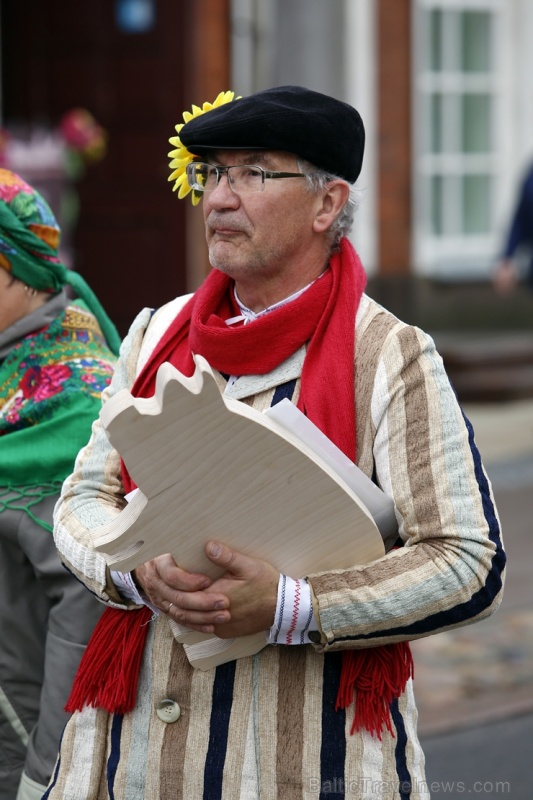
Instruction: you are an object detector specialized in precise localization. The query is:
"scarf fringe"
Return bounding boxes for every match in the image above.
[65,606,153,715]
[336,643,414,739]
[67,604,414,742]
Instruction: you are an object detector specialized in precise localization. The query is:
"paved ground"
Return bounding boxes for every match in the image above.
[412,398,533,798]
[422,712,532,799]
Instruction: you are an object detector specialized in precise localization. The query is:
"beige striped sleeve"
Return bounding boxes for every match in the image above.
[308,299,505,650]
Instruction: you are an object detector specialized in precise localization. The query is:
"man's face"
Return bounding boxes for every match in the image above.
[201,150,323,290]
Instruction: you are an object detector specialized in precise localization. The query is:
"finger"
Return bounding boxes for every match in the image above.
[205,541,249,576]
[133,560,166,603]
[171,570,212,593]
[160,587,228,618]
[156,554,212,592]
[167,596,231,629]
[169,588,229,615]
[170,608,230,628]
[136,556,211,608]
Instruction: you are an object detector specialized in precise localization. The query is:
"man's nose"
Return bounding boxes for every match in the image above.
[207,173,241,207]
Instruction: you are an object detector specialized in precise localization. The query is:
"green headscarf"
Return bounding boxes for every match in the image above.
[0,168,121,355]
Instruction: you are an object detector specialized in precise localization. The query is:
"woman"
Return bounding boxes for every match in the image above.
[0,169,120,800]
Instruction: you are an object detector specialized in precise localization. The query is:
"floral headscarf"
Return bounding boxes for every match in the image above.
[0,168,120,355]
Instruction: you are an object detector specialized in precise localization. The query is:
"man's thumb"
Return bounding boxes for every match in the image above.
[206,541,239,571]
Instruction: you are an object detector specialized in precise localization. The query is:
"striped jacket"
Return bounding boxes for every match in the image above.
[46,293,505,800]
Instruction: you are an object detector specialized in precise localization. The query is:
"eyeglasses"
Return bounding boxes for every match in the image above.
[186,162,311,195]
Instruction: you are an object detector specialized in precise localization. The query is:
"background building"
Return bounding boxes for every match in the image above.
[1,0,533,334]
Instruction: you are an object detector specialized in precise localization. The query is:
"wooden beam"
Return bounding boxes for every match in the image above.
[183,0,231,290]
[377,0,412,276]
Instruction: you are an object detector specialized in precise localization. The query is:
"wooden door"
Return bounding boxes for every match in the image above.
[1,0,199,336]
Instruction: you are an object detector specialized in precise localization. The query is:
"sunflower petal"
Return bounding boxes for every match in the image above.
[177,182,191,200]
[168,154,189,166]
[168,90,237,202]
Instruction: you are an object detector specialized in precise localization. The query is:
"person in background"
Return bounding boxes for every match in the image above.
[0,169,120,800]
[493,160,533,293]
[46,87,504,799]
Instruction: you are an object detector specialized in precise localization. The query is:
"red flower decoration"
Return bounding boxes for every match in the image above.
[20,364,72,401]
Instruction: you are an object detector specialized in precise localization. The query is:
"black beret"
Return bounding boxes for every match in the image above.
[179,85,365,183]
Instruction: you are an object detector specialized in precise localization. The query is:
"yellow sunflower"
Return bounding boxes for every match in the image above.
[168,90,240,205]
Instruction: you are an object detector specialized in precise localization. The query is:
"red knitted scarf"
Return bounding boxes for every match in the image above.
[66,238,412,738]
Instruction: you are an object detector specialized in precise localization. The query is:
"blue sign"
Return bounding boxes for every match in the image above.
[115,0,156,34]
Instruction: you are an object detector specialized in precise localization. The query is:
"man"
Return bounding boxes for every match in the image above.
[494,160,533,292]
[46,86,505,800]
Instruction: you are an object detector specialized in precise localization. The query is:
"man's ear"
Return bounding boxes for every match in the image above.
[312,180,350,234]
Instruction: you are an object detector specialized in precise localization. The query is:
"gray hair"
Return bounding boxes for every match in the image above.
[296,158,361,250]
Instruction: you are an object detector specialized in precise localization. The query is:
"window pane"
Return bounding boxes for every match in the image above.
[431,94,443,153]
[431,175,443,236]
[461,11,491,73]
[462,93,491,153]
[430,9,444,71]
[463,174,491,234]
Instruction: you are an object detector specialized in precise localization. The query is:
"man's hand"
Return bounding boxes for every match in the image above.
[200,542,279,638]
[133,554,229,631]
[133,544,279,638]
[493,258,518,294]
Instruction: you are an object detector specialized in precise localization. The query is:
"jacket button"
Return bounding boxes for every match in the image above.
[156,699,181,723]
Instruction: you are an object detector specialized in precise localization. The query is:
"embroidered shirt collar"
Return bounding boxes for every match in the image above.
[226,274,325,326]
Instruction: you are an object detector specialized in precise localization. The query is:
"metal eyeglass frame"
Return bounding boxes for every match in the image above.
[186,161,312,194]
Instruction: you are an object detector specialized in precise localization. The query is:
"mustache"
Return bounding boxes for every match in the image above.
[207,213,250,235]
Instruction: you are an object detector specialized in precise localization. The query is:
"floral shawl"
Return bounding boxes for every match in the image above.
[0,296,116,530]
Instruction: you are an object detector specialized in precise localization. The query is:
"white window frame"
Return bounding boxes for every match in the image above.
[344,0,377,275]
[412,0,507,280]
[230,0,378,275]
